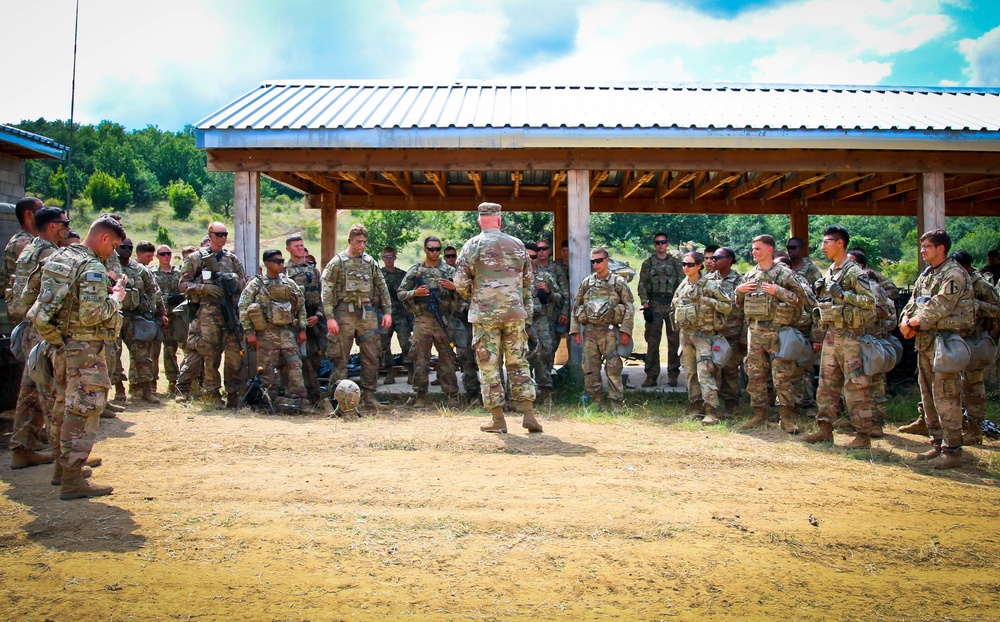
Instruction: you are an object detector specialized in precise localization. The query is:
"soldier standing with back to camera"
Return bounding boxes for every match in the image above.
[115,237,167,404]
[285,234,325,406]
[175,222,247,408]
[379,245,411,385]
[639,232,683,387]
[321,224,392,411]
[899,230,975,468]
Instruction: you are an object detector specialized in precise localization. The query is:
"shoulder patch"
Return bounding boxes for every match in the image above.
[44,261,73,277]
[945,279,959,295]
[85,271,105,283]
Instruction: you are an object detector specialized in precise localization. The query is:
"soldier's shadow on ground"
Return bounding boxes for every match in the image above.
[501,433,596,457]
[95,415,137,439]
[0,452,146,553]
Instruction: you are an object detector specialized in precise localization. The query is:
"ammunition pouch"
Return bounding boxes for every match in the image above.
[842,305,873,330]
[269,284,292,302]
[270,300,294,326]
[121,287,140,312]
[743,292,773,320]
[935,297,975,334]
[773,300,798,326]
[611,303,626,325]
[816,298,842,329]
[932,331,971,374]
[673,303,699,329]
[966,330,998,370]
[247,303,267,331]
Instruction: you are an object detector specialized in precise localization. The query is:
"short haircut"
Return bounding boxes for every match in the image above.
[136,240,155,254]
[787,236,806,247]
[591,246,610,259]
[182,245,197,256]
[704,244,720,254]
[262,249,283,262]
[920,229,951,253]
[15,197,42,225]
[752,234,776,249]
[561,240,568,248]
[823,226,850,247]
[524,242,538,252]
[90,216,126,241]
[66,230,80,241]
[444,246,456,253]
[348,223,368,241]
[382,246,396,255]
[285,234,304,246]
[718,247,736,261]
[684,251,704,265]
[988,250,999,259]
[34,206,67,229]
[100,212,123,223]
[424,235,441,248]
[847,249,868,268]
[653,232,668,241]
[950,250,973,267]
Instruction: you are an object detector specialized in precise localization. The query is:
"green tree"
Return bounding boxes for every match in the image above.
[354,210,421,258]
[203,172,235,217]
[85,171,132,210]
[167,179,199,219]
[155,226,175,248]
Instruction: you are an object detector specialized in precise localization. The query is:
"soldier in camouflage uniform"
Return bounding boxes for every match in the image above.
[550,241,571,360]
[1,197,42,304]
[900,230,976,468]
[176,222,247,408]
[706,247,745,415]
[114,238,167,404]
[861,269,898,439]
[571,246,635,409]
[153,245,184,394]
[950,251,1000,446]
[639,232,683,387]
[398,237,459,407]
[7,207,70,469]
[535,239,569,368]
[776,254,820,422]
[736,235,808,432]
[525,243,561,406]
[454,202,541,434]
[672,252,732,424]
[379,246,412,385]
[285,235,325,405]
[849,249,899,301]
[321,224,392,410]
[786,237,824,288]
[240,250,309,405]
[445,245,481,401]
[29,216,127,499]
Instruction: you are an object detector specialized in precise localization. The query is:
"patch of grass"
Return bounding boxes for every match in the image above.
[368,438,417,451]
[844,448,904,464]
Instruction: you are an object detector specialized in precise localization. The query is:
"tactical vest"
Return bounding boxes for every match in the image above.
[9,238,58,323]
[575,274,628,326]
[189,247,242,301]
[814,261,875,331]
[403,263,454,316]
[912,264,975,335]
[331,251,378,306]
[672,278,721,333]
[29,245,118,343]
[742,264,798,326]
[645,255,680,299]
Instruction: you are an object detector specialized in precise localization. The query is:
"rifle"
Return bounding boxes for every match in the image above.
[414,274,455,351]
[218,273,251,384]
[236,366,276,414]
[304,300,327,355]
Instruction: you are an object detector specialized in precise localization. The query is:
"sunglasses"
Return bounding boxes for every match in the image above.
[210,231,228,238]
[712,255,730,261]
[426,247,442,252]
[681,261,700,268]
[266,258,285,264]
[157,251,172,256]
[382,255,396,260]
[444,253,457,258]
[118,245,133,251]
[654,240,668,246]
[528,254,538,260]
[786,245,801,250]
[590,257,606,265]
[537,246,550,251]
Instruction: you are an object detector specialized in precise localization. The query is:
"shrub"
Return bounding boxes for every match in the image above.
[167,179,199,219]
[85,170,132,210]
[155,226,175,248]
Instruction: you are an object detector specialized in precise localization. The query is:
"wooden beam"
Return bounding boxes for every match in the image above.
[511,171,522,197]
[590,170,609,196]
[790,203,809,248]
[264,171,315,194]
[763,173,826,200]
[871,178,917,202]
[833,173,910,201]
[468,171,483,198]
[622,171,656,199]
[918,171,946,234]
[658,172,697,199]
[729,172,778,199]
[382,171,411,197]
[567,170,590,366]
[801,172,867,200]
[297,172,338,193]
[424,171,447,197]
[550,171,567,198]
[319,194,337,267]
[334,171,374,195]
[554,199,568,253]
[693,171,741,200]
[206,147,1000,175]
[949,176,1000,200]
[234,172,261,277]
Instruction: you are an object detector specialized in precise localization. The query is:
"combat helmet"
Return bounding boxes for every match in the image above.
[333,379,361,417]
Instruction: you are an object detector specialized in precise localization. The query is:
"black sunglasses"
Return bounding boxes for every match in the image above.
[444,253,457,258]
[528,254,538,260]
[118,245,133,251]
[266,258,285,264]
[157,251,172,256]
[681,261,700,267]
[786,245,801,250]
[654,240,668,245]
[711,254,730,261]
[537,246,550,251]
[210,231,228,237]
[590,257,606,264]
[426,246,442,252]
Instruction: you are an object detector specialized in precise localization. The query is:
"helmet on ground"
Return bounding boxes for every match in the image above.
[333,379,361,413]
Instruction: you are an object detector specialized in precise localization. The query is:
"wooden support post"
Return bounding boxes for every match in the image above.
[234,171,260,277]
[917,172,945,271]
[790,202,809,249]
[567,170,591,366]
[314,192,338,268]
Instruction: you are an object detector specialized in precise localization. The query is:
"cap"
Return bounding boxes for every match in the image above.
[478,202,502,216]
[262,249,283,262]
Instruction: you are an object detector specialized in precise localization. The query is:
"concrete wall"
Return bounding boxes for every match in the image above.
[0,154,25,204]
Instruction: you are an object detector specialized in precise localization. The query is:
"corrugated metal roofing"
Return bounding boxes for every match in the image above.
[0,124,68,160]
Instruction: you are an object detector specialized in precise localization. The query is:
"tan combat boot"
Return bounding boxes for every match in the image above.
[845,432,872,449]
[701,404,720,426]
[362,392,381,413]
[540,389,553,408]
[927,448,963,469]
[964,418,984,446]
[10,448,55,469]
[412,393,427,409]
[383,367,397,384]
[915,440,942,461]
[898,403,928,435]
[741,407,769,431]
[113,381,127,404]
[86,455,103,468]
[105,401,125,413]
[779,405,800,435]
[141,382,161,404]
[51,463,93,486]
[60,468,113,500]
[517,401,543,433]
[802,420,835,444]
[480,406,508,433]
[205,392,226,410]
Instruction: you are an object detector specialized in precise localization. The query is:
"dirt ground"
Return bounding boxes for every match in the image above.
[2,394,1000,621]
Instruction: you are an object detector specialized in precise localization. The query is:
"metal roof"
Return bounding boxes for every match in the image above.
[0,124,68,160]
[197,81,1000,152]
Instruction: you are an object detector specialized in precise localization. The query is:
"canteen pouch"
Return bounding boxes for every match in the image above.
[773,300,798,326]
[710,334,732,367]
[859,334,888,377]
[743,292,772,320]
[27,342,54,387]
[966,331,998,369]
[247,303,267,331]
[932,331,972,374]
[130,315,158,342]
[775,325,809,362]
[10,320,30,363]
[270,300,294,326]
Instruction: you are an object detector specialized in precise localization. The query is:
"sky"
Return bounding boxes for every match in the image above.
[2,0,999,132]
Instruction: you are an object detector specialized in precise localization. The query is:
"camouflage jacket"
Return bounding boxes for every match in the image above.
[814,258,875,334]
[569,271,635,335]
[179,247,246,304]
[707,269,744,339]
[901,258,975,349]
[321,250,391,317]
[737,262,806,327]
[794,258,824,291]
[10,237,58,324]
[864,275,898,339]
[285,259,324,319]
[638,252,683,303]
[29,243,121,344]
[121,258,165,316]
[398,261,458,317]
[2,229,34,305]
[154,266,183,312]
[784,270,817,337]
[970,270,1000,340]
[238,273,307,332]
[381,266,409,317]
[870,269,899,301]
[553,258,570,285]
[530,268,560,320]
[534,260,568,318]
[671,274,732,334]
[454,228,532,324]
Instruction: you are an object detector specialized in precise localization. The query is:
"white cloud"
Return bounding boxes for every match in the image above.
[959,24,1000,86]
[751,50,893,84]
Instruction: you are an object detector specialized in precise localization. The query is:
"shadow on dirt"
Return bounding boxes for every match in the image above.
[502,433,596,457]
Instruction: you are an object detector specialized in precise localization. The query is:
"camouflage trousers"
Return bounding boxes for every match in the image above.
[9,325,46,452]
[152,339,180,386]
[917,345,963,448]
[962,361,990,425]
[870,372,887,426]
[548,316,569,368]
[453,317,480,397]
[716,328,746,403]
[176,304,243,398]
[380,311,412,367]
[745,323,797,408]
[410,314,458,394]
[583,324,625,402]
[790,329,817,409]
[816,329,872,432]
[331,303,380,394]
[256,327,307,399]
[300,335,323,403]
[51,340,110,470]
[529,314,553,391]
[644,299,680,382]
[679,330,719,408]
[473,320,535,409]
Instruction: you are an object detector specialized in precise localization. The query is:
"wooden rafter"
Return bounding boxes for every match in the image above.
[296,172,338,193]
[834,174,913,201]
[971,187,1000,203]
[622,171,656,199]
[382,172,412,197]
[511,171,522,197]
[693,171,741,200]
[871,178,917,202]
[334,172,374,195]
[468,171,483,197]
[550,171,567,198]
[424,171,448,197]
[590,170,610,195]
[801,173,867,200]
[657,172,698,200]
[729,172,782,199]
[949,176,1000,200]
[763,173,826,201]
[265,171,315,194]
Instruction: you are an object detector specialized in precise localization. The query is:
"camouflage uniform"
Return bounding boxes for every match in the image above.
[285,259,325,403]
[901,258,975,451]
[1,229,34,309]
[870,269,899,301]
[638,252,683,384]
[321,250,391,397]
[570,271,635,403]
[794,258,824,291]
[103,252,124,384]
[451,302,480,398]
[961,270,1000,437]
[380,265,412,378]
[176,248,247,400]
[864,277,898,430]
[528,268,561,393]
[707,269,744,408]
[29,244,120,471]
[7,236,59,452]
[671,274,732,411]
[117,258,165,388]
[398,262,459,396]
[239,273,308,400]
[785,270,819,413]
[454,228,535,409]
[536,260,569,367]
[737,263,807,410]
[550,258,571,359]
[152,265,184,389]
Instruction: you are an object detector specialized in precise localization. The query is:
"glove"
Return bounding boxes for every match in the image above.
[814,278,825,294]
[828,282,844,300]
[643,307,654,322]
[199,284,224,299]
[537,289,549,305]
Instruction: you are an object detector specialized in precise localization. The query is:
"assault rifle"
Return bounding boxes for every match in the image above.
[414,274,455,351]
[218,272,252,387]
[304,300,327,355]
[236,367,276,414]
